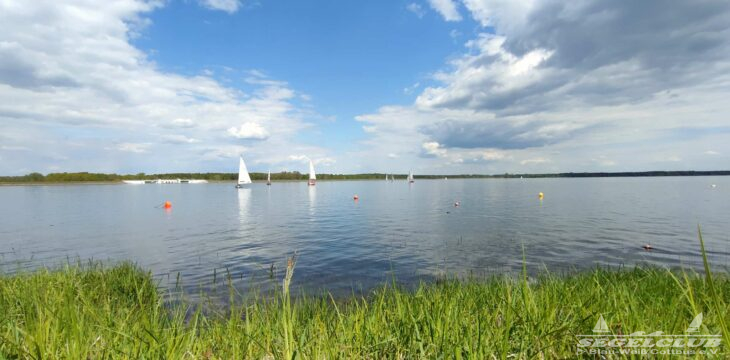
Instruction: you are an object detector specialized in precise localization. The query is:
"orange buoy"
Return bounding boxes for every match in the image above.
[164,201,172,209]
[353,195,359,200]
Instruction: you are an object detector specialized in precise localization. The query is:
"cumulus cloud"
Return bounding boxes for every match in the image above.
[421,141,447,158]
[0,1,328,174]
[422,119,591,149]
[355,0,730,173]
[227,122,270,140]
[421,0,730,115]
[427,0,462,21]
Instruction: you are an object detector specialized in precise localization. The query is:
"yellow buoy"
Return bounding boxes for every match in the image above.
[538,192,544,199]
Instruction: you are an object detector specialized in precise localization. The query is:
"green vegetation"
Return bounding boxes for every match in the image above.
[0,261,727,358]
[1,170,729,183]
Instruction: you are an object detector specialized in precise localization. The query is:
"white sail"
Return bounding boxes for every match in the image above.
[408,170,414,183]
[238,156,252,185]
[308,159,316,185]
[267,170,271,185]
[686,313,703,333]
[593,315,610,333]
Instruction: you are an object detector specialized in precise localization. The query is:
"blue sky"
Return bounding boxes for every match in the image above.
[1,0,729,175]
[133,0,474,150]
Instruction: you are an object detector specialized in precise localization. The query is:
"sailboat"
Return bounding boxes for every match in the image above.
[308,159,316,186]
[408,170,414,183]
[235,156,252,188]
[266,170,271,186]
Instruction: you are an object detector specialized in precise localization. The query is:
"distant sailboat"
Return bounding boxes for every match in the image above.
[385,173,388,181]
[308,159,316,186]
[266,170,271,186]
[235,156,252,188]
[408,170,414,183]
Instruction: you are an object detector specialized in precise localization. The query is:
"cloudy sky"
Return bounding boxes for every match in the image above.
[1,0,729,175]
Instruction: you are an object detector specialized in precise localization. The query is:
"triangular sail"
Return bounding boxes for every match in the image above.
[267,170,271,185]
[408,170,414,183]
[308,159,316,185]
[593,315,610,333]
[238,156,252,185]
[686,313,703,332]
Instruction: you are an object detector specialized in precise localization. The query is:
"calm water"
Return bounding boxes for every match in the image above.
[1,177,729,296]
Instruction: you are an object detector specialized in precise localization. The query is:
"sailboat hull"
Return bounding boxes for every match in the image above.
[308,180,316,186]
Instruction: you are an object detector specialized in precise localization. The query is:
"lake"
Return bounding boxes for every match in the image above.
[1,177,728,296]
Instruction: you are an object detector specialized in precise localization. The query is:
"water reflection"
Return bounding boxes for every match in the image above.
[308,185,316,218]
[1,178,729,297]
[237,187,251,222]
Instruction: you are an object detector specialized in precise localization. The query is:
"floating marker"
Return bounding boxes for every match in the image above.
[164,201,172,209]
[353,195,359,200]
[538,192,544,199]
[454,201,460,207]
[643,244,653,251]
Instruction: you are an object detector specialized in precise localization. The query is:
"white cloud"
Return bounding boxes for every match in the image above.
[116,143,150,153]
[199,0,241,13]
[479,150,505,161]
[0,1,329,174]
[520,158,549,165]
[168,118,196,128]
[422,141,447,157]
[427,0,462,21]
[163,134,200,144]
[288,155,308,162]
[406,3,425,18]
[352,0,730,174]
[704,150,719,155]
[403,82,421,95]
[227,122,270,140]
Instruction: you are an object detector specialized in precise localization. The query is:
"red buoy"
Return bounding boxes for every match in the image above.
[164,201,172,209]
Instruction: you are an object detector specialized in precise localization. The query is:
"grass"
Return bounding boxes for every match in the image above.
[1,241,729,358]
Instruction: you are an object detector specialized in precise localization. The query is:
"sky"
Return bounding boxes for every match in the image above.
[1,0,729,175]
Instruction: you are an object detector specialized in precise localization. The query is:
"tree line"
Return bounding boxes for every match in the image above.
[1,170,728,183]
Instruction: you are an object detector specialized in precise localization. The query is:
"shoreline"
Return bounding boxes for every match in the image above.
[1,173,729,186]
[1,262,728,357]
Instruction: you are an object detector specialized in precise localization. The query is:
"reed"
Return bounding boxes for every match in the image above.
[1,241,728,358]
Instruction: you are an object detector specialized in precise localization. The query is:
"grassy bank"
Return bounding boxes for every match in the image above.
[1,261,728,359]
